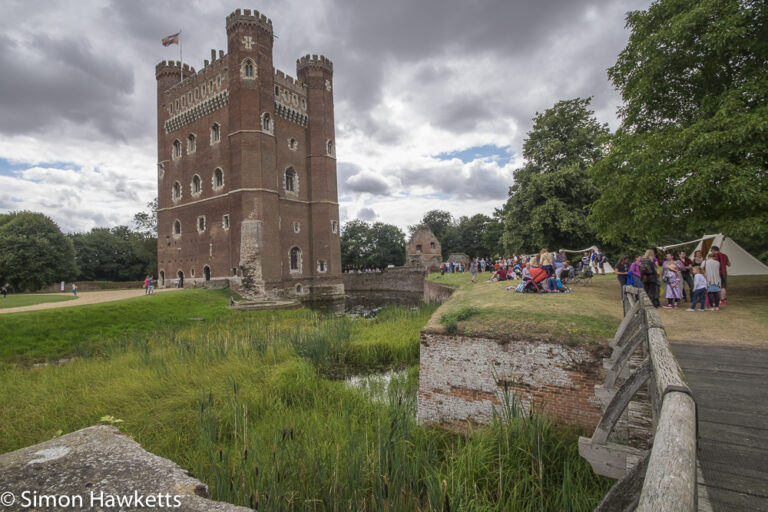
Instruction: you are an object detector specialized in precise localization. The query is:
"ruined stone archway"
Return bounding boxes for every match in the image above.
[204,266,211,281]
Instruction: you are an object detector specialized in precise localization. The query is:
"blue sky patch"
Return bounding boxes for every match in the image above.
[434,144,514,165]
[0,157,79,177]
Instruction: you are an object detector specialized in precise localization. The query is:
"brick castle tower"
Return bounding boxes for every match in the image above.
[155,9,343,304]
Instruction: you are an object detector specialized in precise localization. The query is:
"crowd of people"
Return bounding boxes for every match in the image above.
[344,267,384,274]
[613,246,730,311]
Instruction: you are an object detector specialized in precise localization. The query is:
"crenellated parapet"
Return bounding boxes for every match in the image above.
[226,8,273,35]
[156,60,195,80]
[296,54,333,75]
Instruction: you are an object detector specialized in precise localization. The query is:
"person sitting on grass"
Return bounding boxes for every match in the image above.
[488,265,507,282]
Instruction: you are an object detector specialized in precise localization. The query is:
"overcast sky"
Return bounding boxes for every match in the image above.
[0,0,651,234]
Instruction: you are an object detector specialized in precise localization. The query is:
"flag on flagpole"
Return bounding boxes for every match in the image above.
[161,32,180,47]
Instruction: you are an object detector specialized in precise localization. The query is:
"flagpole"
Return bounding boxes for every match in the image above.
[179,30,183,82]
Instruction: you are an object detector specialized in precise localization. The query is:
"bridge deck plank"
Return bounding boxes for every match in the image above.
[671,343,768,512]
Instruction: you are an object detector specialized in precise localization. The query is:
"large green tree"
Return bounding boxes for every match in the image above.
[500,98,610,253]
[0,211,78,291]
[590,0,768,247]
[70,226,155,282]
[341,220,405,269]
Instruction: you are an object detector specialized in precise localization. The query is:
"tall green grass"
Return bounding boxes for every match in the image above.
[0,302,609,510]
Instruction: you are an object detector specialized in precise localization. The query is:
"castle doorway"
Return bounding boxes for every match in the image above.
[159,271,165,287]
[204,266,211,281]
[177,271,184,288]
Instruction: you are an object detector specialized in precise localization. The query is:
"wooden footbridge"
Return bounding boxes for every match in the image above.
[579,287,768,511]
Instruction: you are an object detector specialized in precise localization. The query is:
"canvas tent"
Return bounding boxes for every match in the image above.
[561,245,614,273]
[658,234,768,276]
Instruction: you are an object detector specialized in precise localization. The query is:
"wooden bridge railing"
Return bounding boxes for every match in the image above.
[579,286,697,511]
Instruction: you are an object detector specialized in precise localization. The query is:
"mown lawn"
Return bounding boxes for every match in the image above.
[0,288,236,363]
[0,293,77,309]
[426,272,624,344]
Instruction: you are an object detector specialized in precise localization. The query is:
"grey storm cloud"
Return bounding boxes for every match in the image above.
[398,162,512,201]
[356,207,377,221]
[0,33,134,139]
[344,171,391,196]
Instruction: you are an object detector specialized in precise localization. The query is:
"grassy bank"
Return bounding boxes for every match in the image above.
[427,272,624,344]
[0,294,77,309]
[0,294,610,510]
[0,288,236,362]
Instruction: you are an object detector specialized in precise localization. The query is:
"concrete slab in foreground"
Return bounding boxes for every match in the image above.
[0,425,249,511]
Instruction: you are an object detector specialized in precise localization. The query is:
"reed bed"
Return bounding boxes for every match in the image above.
[0,301,609,510]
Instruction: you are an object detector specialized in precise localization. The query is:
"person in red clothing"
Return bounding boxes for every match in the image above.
[710,246,731,304]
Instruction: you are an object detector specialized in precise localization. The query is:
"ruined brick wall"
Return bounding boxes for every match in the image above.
[406,227,442,271]
[418,333,603,429]
[342,268,426,293]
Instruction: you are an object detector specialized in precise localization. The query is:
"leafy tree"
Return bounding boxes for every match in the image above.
[590,0,768,247]
[500,98,610,253]
[0,211,78,291]
[481,212,505,258]
[132,198,157,237]
[341,220,405,269]
[368,222,406,268]
[70,226,156,282]
[409,210,455,242]
[454,214,494,258]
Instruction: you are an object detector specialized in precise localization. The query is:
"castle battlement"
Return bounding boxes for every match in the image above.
[297,54,333,74]
[226,8,273,35]
[274,69,306,94]
[156,60,196,78]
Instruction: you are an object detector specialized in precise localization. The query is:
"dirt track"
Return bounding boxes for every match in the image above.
[0,288,180,315]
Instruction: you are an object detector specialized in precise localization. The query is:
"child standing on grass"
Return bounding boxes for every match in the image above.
[687,267,707,311]
[663,263,683,308]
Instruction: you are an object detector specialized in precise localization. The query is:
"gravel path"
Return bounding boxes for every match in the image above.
[0,288,181,315]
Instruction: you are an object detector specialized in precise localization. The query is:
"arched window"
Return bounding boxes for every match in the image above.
[289,247,302,272]
[172,181,181,200]
[173,220,182,236]
[210,123,220,144]
[284,167,297,193]
[262,113,272,132]
[213,168,224,188]
[192,175,202,194]
[326,139,334,155]
[187,134,196,153]
[203,266,211,281]
[241,58,256,79]
[288,138,297,150]
[172,139,182,159]
[197,216,206,232]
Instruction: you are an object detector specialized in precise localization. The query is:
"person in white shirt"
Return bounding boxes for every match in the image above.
[687,266,708,311]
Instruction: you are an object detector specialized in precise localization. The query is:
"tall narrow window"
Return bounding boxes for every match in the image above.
[172,181,181,200]
[187,134,196,153]
[262,113,272,132]
[192,175,202,194]
[289,247,301,272]
[213,168,224,188]
[210,123,220,144]
[326,139,334,155]
[222,214,230,230]
[284,167,296,193]
[242,59,256,79]
[197,216,206,232]
[172,139,182,159]
[173,220,182,236]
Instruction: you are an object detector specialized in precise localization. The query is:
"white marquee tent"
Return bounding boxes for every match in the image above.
[561,245,614,273]
[658,234,768,276]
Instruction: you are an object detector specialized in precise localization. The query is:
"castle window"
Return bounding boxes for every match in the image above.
[192,175,202,195]
[213,168,224,189]
[173,220,182,237]
[289,247,302,273]
[210,123,221,144]
[284,167,297,194]
[331,220,338,234]
[326,139,334,156]
[317,260,327,273]
[293,221,300,233]
[175,99,180,111]
[301,98,307,110]
[288,138,297,150]
[169,103,174,115]
[416,245,423,252]
[216,75,222,89]
[296,284,303,294]
[187,92,192,104]
[261,113,273,133]
[275,85,279,96]
[172,139,182,159]
[187,134,196,153]
[241,58,256,80]
[197,215,206,232]
[172,181,181,200]
[292,94,298,107]
[430,242,435,249]
[222,214,230,230]
[194,89,199,101]
[181,97,186,108]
